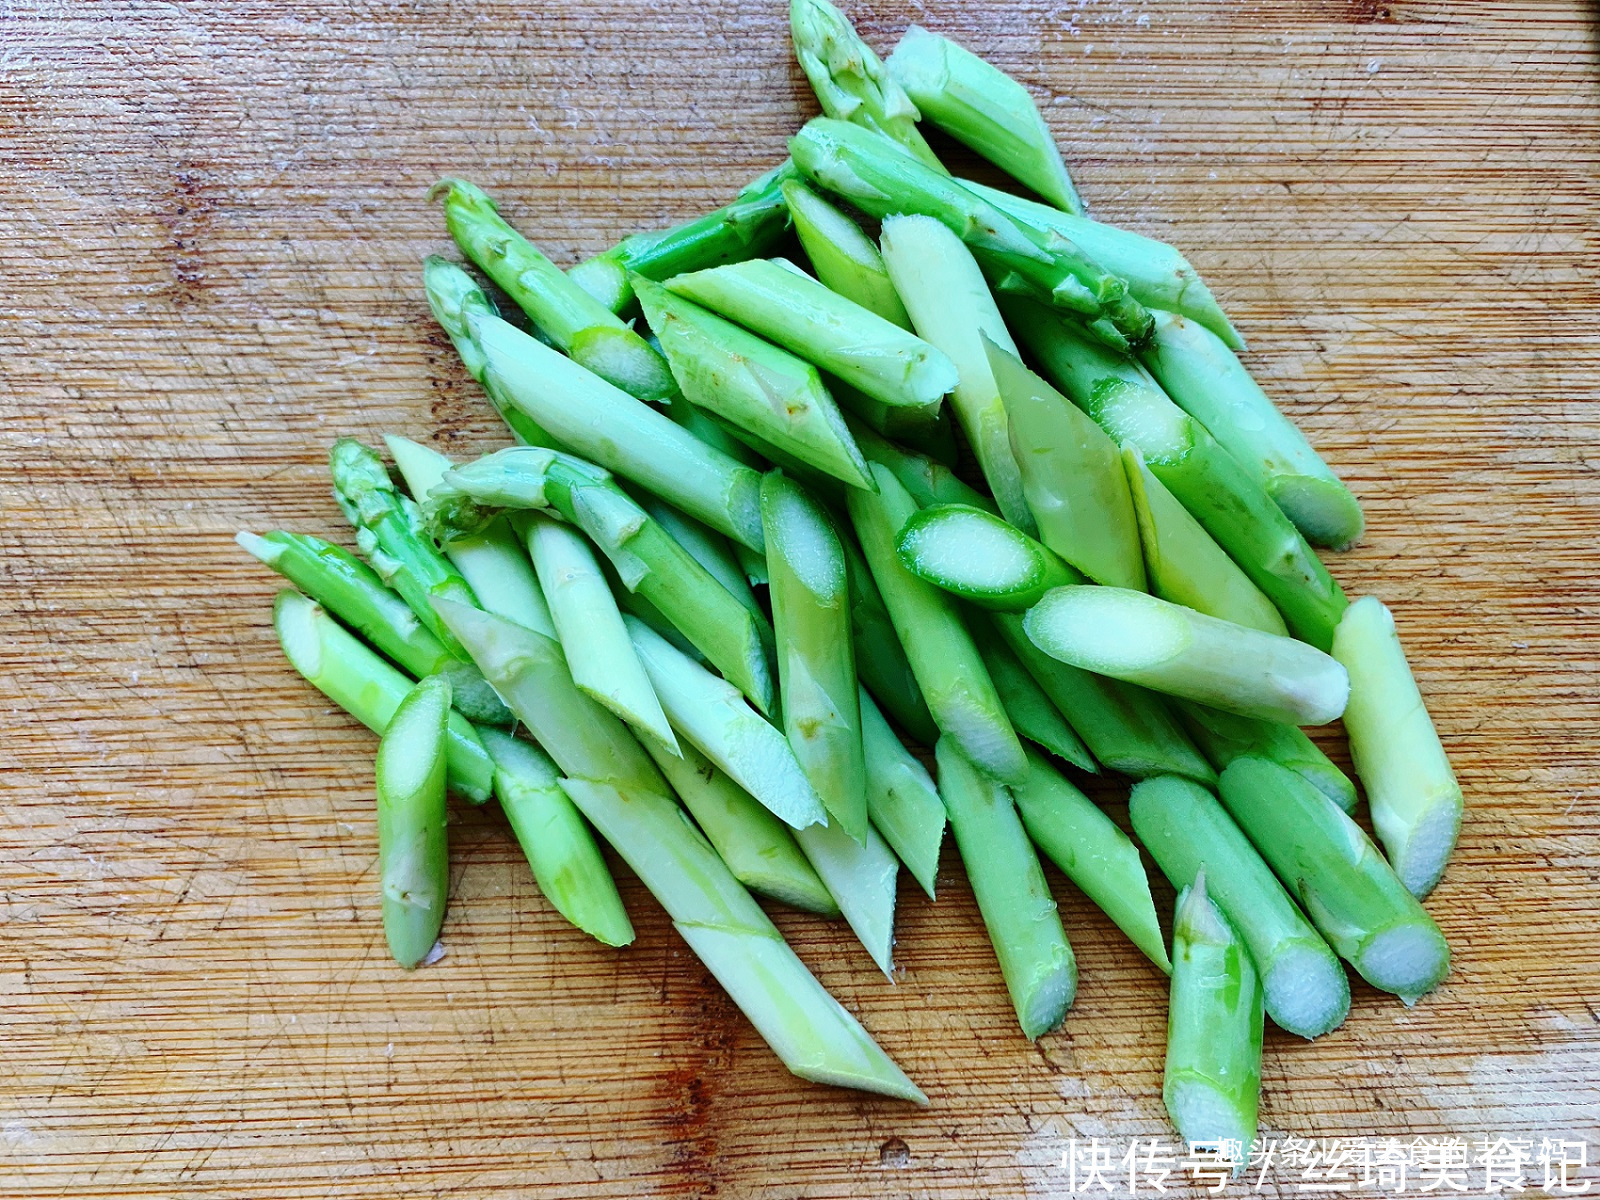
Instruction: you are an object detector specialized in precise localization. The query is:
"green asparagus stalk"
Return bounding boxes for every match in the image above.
[991,612,1215,783]
[858,687,946,898]
[625,617,828,831]
[969,618,1095,772]
[661,389,767,469]
[1163,872,1263,1164]
[272,591,495,804]
[1176,700,1357,814]
[1332,596,1463,898]
[966,181,1243,350]
[1141,311,1364,549]
[477,727,635,946]
[790,0,944,171]
[433,179,676,401]
[839,531,939,746]
[642,737,837,915]
[737,542,770,588]
[374,675,452,968]
[762,472,870,842]
[1219,757,1450,1003]
[790,117,1153,349]
[1025,586,1350,726]
[794,821,901,977]
[846,417,996,514]
[568,161,799,314]
[887,25,1085,215]
[782,180,911,327]
[831,380,960,465]
[1128,774,1350,1038]
[705,411,852,504]
[634,277,874,490]
[1122,445,1288,637]
[936,740,1076,1038]
[473,312,766,551]
[849,464,1027,784]
[1012,749,1168,971]
[1004,300,1348,648]
[877,214,1034,532]
[894,503,1080,611]
[638,496,764,620]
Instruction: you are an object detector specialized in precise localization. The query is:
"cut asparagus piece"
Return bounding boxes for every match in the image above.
[1219,757,1450,1003]
[790,0,944,171]
[762,473,869,842]
[643,737,837,915]
[635,277,874,490]
[986,337,1145,589]
[791,117,1153,348]
[937,740,1076,1038]
[1122,445,1288,637]
[1129,774,1350,1039]
[782,180,911,327]
[1025,586,1350,726]
[1142,311,1364,549]
[849,464,1027,784]
[664,258,958,414]
[1163,872,1263,1165]
[433,179,675,401]
[840,529,939,746]
[569,161,798,313]
[478,727,635,946]
[474,313,766,551]
[887,25,1084,215]
[970,620,1095,772]
[1005,300,1347,649]
[272,591,494,804]
[967,180,1243,350]
[897,502,1080,611]
[847,417,996,514]
[794,821,900,977]
[992,612,1214,783]
[737,541,769,587]
[831,378,960,464]
[639,497,764,620]
[626,616,828,831]
[858,687,945,899]
[1332,596,1463,898]
[1013,750,1167,971]
[1176,701,1357,814]
[661,389,767,470]
[374,675,452,969]
[878,214,1034,533]
[525,512,677,754]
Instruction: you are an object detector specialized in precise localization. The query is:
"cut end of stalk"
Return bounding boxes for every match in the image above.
[376,676,452,800]
[235,529,280,566]
[1268,474,1365,551]
[435,660,514,728]
[1390,791,1463,899]
[1358,922,1450,1002]
[1018,958,1077,1041]
[942,698,1029,786]
[1025,586,1191,675]
[569,325,678,403]
[272,590,324,679]
[1261,943,1351,1040]
[761,474,846,601]
[896,505,1042,605]
[1162,1078,1254,1173]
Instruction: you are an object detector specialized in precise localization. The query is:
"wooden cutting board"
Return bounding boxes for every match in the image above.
[4,1,1597,1195]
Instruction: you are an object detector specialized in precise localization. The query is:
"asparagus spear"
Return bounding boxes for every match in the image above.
[634,277,875,490]
[893,503,1078,611]
[374,675,452,969]
[839,530,939,746]
[568,161,799,314]
[794,821,901,977]
[790,0,944,171]
[661,389,766,469]
[1129,774,1350,1039]
[985,338,1146,589]
[477,727,635,946]
[762,472,869,842]
[1176,700,1357,814]
[1012,749,1168,971]
[1004,300,1348,649]
[781,180,911,327]
[970,619,1095,772]
[664,258,958,414]
[1141,311,1364,549]
[638,496,764,620]
[1163,872,1263,1164]
[272,591,495,804]
[991,612,1215,784]
[433,179,676,401]
[1026,586,1349,726]
[886,25,1085,215]
[473,312,766,551]
[849,464,1027,784]
[858,687,945,898]
[1332,596,1463,898]
[1122,445,1288,637]
[847,418,996,514]
[790,117,1153,349]
[1219,758,1450,1003]
[643,736,837,915]
[936,740,1076,1038]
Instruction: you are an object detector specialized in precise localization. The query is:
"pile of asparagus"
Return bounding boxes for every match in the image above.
[240,0,1465,1157]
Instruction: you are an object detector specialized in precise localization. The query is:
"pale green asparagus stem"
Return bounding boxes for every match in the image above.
[794,821,901,977]
[639,496,764,620]
[832,380,961,465]
[1332,596,1463,898]
[840,531,939,746]
[662,389,767,469]
[1025,586,1350,726]
[374,675,452,969]
[1013,749,1168,971]
[1176,701,1357,814]
[858,687,946,898]
[969,618,1095,772]
[846,417,996,514]
[937,739,1076,1038]
[896,502,1080,611]
[887,25,1084,215]
[782,180,911,327]
[737,542,770,588]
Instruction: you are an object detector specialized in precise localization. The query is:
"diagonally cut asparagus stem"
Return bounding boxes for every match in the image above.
[858,687,946,899]
[969,618,1095,773]
[1025,586,1350,726]
[839,529,939,746]
[1175,700,1356,814]
[782,180,911,327]
[374,675,453,969]
[1332,596,1463,898]
[794,820,901,978]
[895,503,1080,611]
[847,418,996,514]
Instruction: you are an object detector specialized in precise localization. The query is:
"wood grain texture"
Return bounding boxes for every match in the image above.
[3,1,1598,1195]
